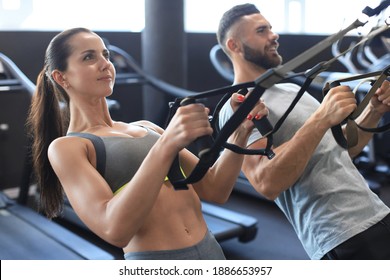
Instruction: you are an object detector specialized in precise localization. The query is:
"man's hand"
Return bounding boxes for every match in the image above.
[370,80,390,115]
[317,85,357,128]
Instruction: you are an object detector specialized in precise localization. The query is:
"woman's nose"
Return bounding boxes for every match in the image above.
[99,56,111,71]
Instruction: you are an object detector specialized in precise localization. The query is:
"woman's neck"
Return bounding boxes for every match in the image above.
[67,98,113,133]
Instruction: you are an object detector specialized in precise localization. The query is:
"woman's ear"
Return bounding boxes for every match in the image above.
[51,70,69,89]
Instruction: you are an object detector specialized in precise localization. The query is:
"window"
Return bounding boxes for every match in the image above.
[0,0,387,35]
[0,0,145,31]
[184,0,285,33]
[184,0,386,35]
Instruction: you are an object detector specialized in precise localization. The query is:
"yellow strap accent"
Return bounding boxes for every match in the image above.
[113,167,186,195]
[114,185,126,195]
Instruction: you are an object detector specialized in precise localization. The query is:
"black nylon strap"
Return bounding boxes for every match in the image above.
[66,132,106,177]
[273,74,316,134]
[169,65,322,189]
[168,56,389,189]
[168,81,272,190]
[169,45,381,189]
[166,2,389,189]
[166,155,188,190]
[363,0,390,16]
[325,65,390,149]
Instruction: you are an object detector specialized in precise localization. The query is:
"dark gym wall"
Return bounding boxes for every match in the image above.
[0,31,142,84]
[1,30,364,90]
[0,30,364,124]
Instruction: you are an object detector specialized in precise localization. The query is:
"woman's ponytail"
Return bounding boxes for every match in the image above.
[27,69,66,218]
[27,27,91,218]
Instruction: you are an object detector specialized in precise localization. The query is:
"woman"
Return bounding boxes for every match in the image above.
[27,27,267,260]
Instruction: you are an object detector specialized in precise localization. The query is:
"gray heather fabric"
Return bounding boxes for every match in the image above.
[123,230,225,260]
[68,127,160,193]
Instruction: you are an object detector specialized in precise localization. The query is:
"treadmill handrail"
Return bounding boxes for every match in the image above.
[201,201,257,228]
[109,45,194,98]
[0,53,35,95]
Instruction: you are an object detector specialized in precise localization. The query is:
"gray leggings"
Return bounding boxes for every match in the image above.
[124,230,226,260]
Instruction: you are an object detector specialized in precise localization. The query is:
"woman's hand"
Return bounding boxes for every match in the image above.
[230,91,269,132]
[163,103,213,153]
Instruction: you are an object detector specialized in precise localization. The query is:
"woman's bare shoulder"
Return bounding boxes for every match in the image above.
[48,135,90,159]
[50,134,87,146]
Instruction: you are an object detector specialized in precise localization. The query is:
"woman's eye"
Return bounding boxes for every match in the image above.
[103,51,110,60]
[84,54,93,60]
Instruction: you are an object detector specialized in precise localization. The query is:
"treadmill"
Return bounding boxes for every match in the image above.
[0,192,114,260]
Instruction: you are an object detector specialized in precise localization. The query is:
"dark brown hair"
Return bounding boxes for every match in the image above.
[216,3,260,52]
[27,28,94,218]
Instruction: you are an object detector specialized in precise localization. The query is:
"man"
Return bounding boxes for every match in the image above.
[217,3,390,259]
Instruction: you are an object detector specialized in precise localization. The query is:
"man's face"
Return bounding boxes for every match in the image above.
[239,13,282,69]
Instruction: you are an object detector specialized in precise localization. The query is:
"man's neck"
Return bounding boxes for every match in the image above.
[233,65,265,85]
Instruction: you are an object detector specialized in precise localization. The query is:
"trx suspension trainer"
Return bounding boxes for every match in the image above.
[166,1,390,190]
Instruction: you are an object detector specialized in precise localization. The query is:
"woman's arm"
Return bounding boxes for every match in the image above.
[49,103,213,248]
[48,134,178,247]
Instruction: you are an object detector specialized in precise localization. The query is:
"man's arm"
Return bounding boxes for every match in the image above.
[242,86,357,200]
[347,80,390,158]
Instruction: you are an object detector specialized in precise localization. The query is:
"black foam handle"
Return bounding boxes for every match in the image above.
[237,88,274,137]
[253,117,274,137]
[323,80,341,95]
[324,81,348,148]
[180,97,214,157]
[329,81,341,89]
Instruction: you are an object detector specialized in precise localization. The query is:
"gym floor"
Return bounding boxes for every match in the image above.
[49,167,390,260]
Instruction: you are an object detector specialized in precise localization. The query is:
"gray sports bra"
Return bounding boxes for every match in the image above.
[67,128,162,194]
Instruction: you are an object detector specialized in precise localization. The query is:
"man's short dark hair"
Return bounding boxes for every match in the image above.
[217,3,260,47]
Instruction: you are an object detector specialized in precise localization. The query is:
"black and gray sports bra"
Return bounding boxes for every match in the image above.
[67,128,162,194]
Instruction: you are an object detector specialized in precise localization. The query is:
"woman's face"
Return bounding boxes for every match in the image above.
[61,32,116,99]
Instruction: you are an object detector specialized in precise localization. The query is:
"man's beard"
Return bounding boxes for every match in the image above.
[243,43,282,70]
